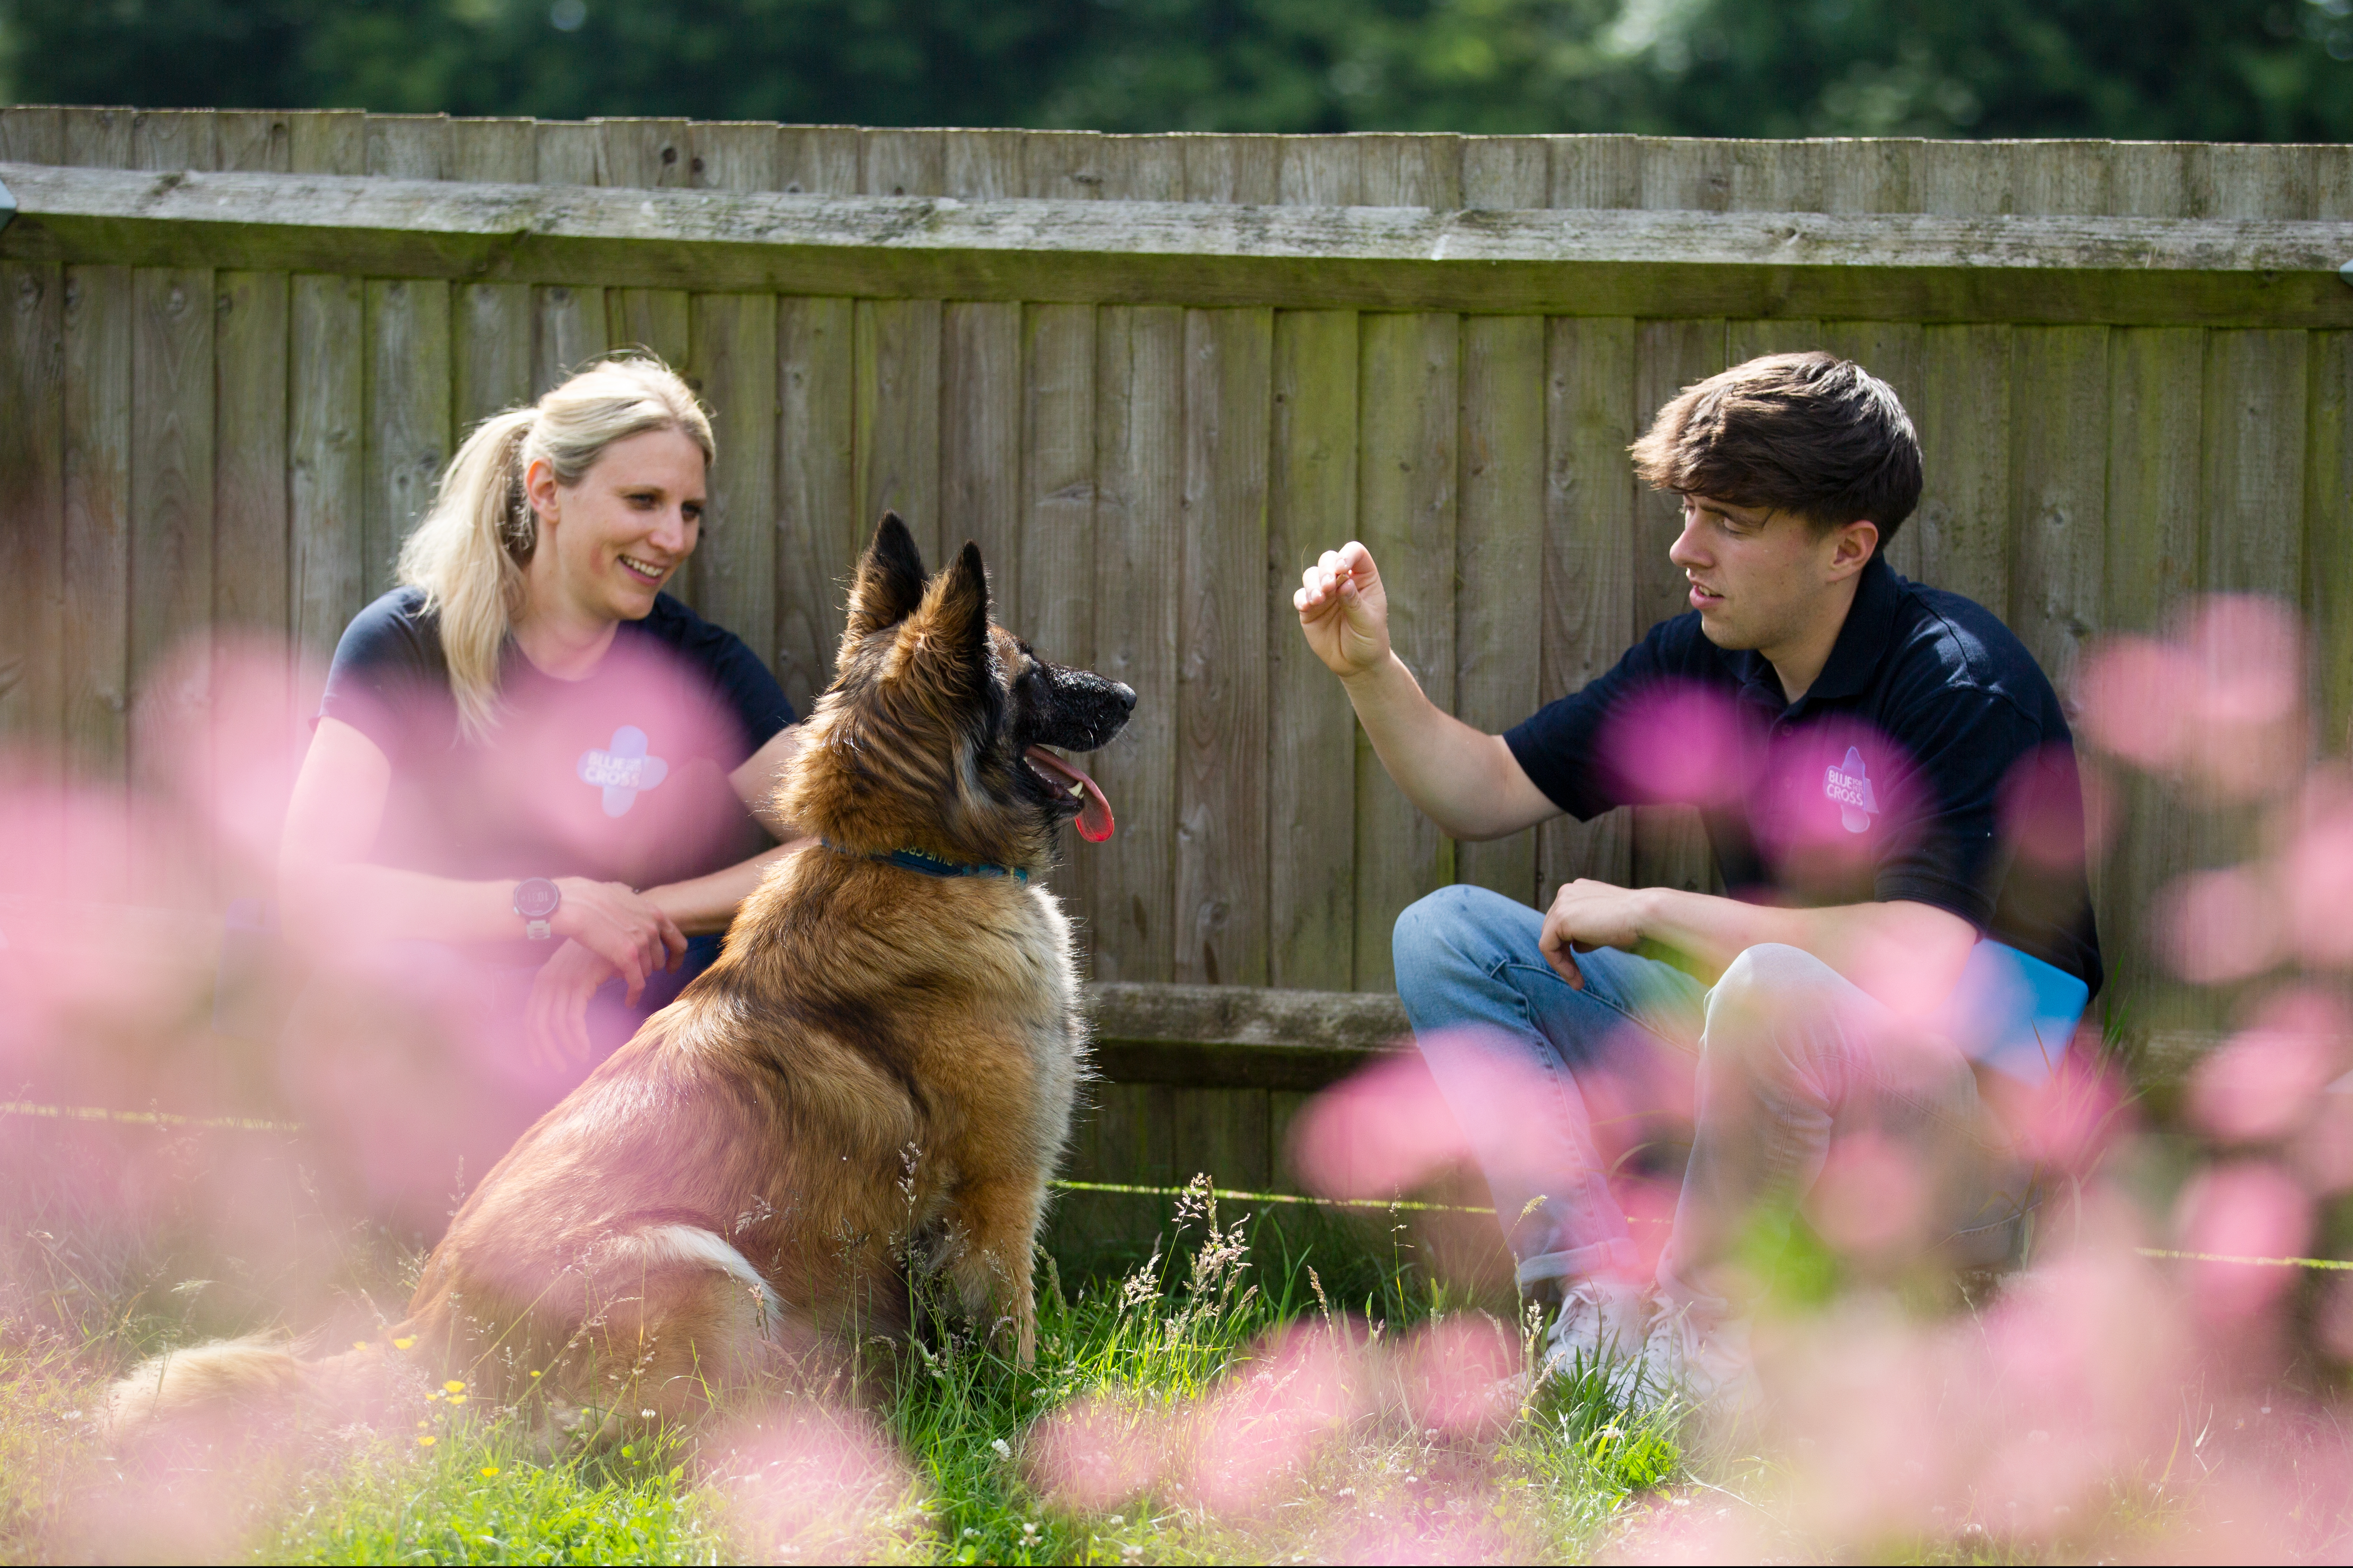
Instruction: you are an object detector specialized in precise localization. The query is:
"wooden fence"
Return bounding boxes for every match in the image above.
[2,107,2350,1244]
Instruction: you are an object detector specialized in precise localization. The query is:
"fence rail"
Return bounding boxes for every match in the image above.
[2,108,2350,1222]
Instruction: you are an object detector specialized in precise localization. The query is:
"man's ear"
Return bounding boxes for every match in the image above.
[1828,519,1879,580]
[844,512,928,638]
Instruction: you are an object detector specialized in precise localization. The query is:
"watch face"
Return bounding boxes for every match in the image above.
[514,878,561,920]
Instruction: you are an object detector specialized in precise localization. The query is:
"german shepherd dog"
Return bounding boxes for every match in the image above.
[110,514,1133,1431]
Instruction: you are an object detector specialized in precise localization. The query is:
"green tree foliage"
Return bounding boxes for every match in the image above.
[5,0,2351,140]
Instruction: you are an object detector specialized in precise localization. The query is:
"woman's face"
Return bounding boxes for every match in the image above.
[526,426,706,623]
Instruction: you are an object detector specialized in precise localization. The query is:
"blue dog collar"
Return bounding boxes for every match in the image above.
[823,841,1028,884]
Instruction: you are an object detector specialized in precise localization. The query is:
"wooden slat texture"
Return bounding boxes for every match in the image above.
[2200,330,2310,600]
[940,302,1023,618]
[533,283,610,395]
[1551,135,1642,209]
[2311,331,2353,755]
[689,293,780,671]
[607,288,689,369]
[213,271,289,633]
[1279,137,1362,207]
[290,276,365,656]
[1913,324,2014,610]
[2102,326,2206,1012]
[535,121,603,187]
[862,129,944,197]
[1171,1086,1271,1192]
[215,112,290,174]
[1049,1081,1176,1261]
[773,296,857,718]
[62,264,133,797]
[286,111,363,176]
[1266,308,1359,990]
[1023,131,1112,203]
[449,119,534,184]
[365,114,448,180]
[0,104,64,163]
[1736,140,1826,213]
[776,127,859,195]
[1640,137,1732,213]
[1629,317,1723,897]
[455,284,533,427]
[1017,302,1098,924]
[1357,133,1460,208]
[1462,137,1548,210]
[1354,310,1459,990]
[362,279,452,600]
[1455,314,1545,906]
[944,130,1024,200]
[690,123,777,194]
[2008,326,2111,711]
[1182,136,1280,205]
[853,298,943,566]
[1537,316,1638,897]
[63,107,133,169]
[131,109,216,173]
[0,259,66,778]
[127,264,214,887]
[599,118,690,189]
[1175,307,1272,987]
[1085,305,1185,984]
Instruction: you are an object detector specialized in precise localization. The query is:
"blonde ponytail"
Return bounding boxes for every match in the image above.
[395,356,715,740]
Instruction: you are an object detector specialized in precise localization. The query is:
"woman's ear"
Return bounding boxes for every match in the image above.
[524,455,561,528]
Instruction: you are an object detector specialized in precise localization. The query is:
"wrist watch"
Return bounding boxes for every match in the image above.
[513,877,561,940]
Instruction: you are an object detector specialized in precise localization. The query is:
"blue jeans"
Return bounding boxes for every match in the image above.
[1393,885,2036,1318]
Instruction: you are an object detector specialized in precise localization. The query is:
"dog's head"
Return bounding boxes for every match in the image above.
[779,514,1136,870]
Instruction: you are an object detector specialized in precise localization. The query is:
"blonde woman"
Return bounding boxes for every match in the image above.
[278,358,806,1218]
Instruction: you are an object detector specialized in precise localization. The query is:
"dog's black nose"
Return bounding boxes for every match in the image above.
[1112,682,1136,712]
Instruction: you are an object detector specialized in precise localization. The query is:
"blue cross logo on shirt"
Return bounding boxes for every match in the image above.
[577,725,669,817]
[1823,746,1879,833]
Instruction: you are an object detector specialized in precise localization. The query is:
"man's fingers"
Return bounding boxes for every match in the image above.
[1544,945,1586,989]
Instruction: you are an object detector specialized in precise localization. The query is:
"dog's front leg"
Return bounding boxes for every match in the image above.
[946,1177,1044,1364]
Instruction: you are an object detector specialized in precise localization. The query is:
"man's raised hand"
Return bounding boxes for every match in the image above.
[1295,541,1393,679]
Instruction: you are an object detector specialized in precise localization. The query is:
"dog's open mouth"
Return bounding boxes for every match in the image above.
[1024,746,1115,842]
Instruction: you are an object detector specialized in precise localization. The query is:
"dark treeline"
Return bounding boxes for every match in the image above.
[5,0,2351,142]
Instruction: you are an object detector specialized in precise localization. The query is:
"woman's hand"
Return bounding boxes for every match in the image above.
[549,878,685,1005]
[524,938,615,1072]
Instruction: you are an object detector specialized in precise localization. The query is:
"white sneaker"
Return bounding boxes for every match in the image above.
[1535,1278,1652,1390]
[1636,1299,1762,1419]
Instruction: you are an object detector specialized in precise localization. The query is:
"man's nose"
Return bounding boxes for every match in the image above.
[1667,514,1706,569]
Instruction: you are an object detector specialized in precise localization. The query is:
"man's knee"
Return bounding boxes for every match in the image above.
[1703,942,1846,1048]
[1392,883,1526,1004]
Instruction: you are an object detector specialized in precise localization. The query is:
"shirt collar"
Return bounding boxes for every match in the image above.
[1732,553,1903,717]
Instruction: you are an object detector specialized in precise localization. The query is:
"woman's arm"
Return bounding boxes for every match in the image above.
[729,722,806,840]
[631,722,815,933]
[280,716,686,994]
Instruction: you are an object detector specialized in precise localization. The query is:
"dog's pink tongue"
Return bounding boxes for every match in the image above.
[1026,746,1116,842]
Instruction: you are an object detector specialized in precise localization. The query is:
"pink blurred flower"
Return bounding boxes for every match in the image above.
[714,1401,917,1562]
[2280,772,2353,970]
[2080,598,2303,800]
[2159,866,2283,984]
[1599,681,1746,810]
[1287,1045,1482,1201]
[2172,1161,2313,1322]
[1806,1133,1928,1258]
[1185,1324,1360,1511]
[2187,990,2346,1143]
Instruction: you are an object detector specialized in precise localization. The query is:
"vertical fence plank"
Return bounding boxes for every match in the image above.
[1725,318,1824,364]
[2008,327,2111,711]
[455,283,533,428]
[290,277,365,658]
[2102,326,2206,1013]
[1172,1085,1271,1193]
[1732,140,1827,213]
[689,292,780,672]
[0,104,64,163]
[1176,307,1273,987]
[862,129,946,197]
[213,271,289,634]
[128,266,215,860]
[1023,130,1111,202]
[1354,312,1459,990]
[1267,309,1359,991]
[363,280,452,601]
[2312,331,2353,756]
[449,118,535,183]
[287,110,364,176]
[607,289,690,369]
[365,114,450,179]
[1462,137,1548,209]
[62,265,133,804]
[1638,138,1732,212]
[943,129,1025,199]
[1913,325,2014,610]
[1915,140,2015,217]
[1182,135,1280,205]
[777,127,860,195]
[1356,133,1461,208]
[131,109,217,172]
[1087,305,1186,983]
[0,260,66,780]
[1278,137,1362,206]
[63,107,133,169]
[940,302,1025,619]
[598,118,690,189]
[690,122,779,193]
[1629,318,1724,897]
[534,283,611,396]
[1456,315,1546,908]
[774,297,858,718]
[2201,331,2310,601]
[853,299,944,566]
[1021,302,1099,946]
[1539,317,1637,896]
[535,121,603,187]
[215,111,290,173]
[1550,135,1642,209]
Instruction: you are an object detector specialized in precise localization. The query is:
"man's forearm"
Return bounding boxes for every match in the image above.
[1633,887,1976,1006]
[1339,653,1549,841]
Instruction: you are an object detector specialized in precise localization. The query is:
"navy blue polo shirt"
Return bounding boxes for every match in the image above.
[1504,554,2103,997]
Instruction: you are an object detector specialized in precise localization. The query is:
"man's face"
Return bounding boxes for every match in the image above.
[1666,494,1852,657]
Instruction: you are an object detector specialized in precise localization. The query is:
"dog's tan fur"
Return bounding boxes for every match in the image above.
[110,518,1114,1432]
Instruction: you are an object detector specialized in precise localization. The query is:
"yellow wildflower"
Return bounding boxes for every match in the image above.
[392,1337,415,1351]
[352,1341,370,1352]
[444,1380,467,1395]
[417,1435,436,1447]
[479,1467,500,1478]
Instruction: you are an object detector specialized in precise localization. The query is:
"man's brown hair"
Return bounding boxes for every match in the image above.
[1629,351,1923,552]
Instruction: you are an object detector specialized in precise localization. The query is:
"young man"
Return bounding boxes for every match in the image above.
[1294,352,2101,1405]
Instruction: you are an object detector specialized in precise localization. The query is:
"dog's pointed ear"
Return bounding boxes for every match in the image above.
[928,540,992,670]
[844,513,927,639]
